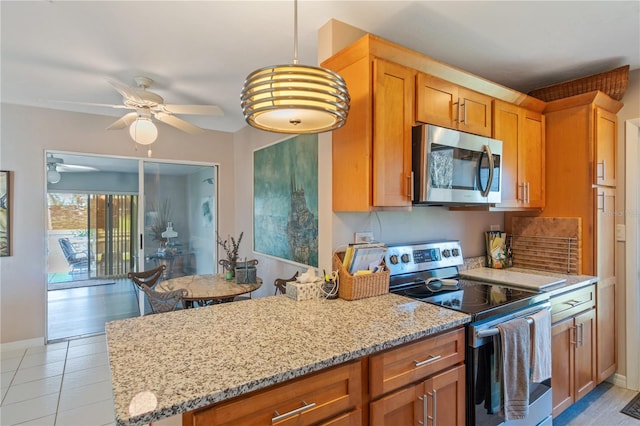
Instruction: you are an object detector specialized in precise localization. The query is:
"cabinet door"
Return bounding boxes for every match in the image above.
[493,100,520,207]
[423,364,466,426]
[369,383,421,426]
[552,318,575,417]
[521,110,545,208]
[372,58,415,207]
[458,87,493,137]
[574,308,597,402]
[415,73,458,129]
[595,185,617,382]
[595,107,617,187]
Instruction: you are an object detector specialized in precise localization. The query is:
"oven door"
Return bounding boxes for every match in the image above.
[467,304,552,426]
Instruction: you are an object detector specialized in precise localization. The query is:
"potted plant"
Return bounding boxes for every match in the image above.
[217,231,243,277]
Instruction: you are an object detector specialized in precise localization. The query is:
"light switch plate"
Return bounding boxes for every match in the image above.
[616,224,626,241]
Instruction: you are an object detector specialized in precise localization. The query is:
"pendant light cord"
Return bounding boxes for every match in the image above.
[293,0,299,65]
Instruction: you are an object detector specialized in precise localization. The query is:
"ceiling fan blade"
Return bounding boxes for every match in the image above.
[107,112,138,130]
[47,100,130,110]
[57,164,99,172]
[161,104,224,116]
[154,112,204,135]
[107,78,144,103]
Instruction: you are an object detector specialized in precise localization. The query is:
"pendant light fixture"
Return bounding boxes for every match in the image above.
[240,0,350,134]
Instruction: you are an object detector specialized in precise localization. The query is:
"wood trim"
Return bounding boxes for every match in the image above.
[543,91,624,114]
[323,33,546,113]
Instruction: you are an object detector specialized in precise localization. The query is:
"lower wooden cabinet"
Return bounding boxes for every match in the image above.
[370,364,465,426]
[551,307,597,417]
[184,360,362,425]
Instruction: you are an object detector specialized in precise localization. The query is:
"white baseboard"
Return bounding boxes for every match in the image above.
[0,337,45,352]
[608,373,628,389]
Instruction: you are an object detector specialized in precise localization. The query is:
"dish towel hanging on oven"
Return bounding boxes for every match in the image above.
[496,318,530,420]
[529,308,552,382]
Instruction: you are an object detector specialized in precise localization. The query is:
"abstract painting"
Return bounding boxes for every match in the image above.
[0,171,10,256]
[254,135,318,267]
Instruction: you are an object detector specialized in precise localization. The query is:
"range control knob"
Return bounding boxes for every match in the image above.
[452,248,460,257]
[389,254,399,265]
[442,249,451,258]
[401,253,410,263]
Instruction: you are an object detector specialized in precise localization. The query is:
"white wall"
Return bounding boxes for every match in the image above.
[0,104,235,344]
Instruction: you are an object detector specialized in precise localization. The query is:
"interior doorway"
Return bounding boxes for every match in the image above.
[46,151,217,341]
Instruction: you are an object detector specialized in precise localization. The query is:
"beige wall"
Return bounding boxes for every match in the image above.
[0,104,235,344]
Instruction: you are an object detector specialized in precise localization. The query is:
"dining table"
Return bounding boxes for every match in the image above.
[155,273,262,307]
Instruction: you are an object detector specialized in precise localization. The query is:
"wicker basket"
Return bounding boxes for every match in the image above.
[528,65,629,102]
[333,252,390,301]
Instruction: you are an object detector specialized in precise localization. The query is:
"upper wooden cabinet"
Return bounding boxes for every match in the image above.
[595,107,617,187]
[416,73,493,137]
[493,100,545,210]
[324,53,414,211]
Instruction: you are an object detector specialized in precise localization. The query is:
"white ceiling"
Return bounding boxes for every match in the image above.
[2,1,639,135]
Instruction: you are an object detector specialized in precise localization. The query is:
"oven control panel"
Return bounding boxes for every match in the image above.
[385,240,463,276]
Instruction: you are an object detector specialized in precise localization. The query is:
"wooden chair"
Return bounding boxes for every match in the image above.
[127,265,166,311]
[139,284,187,314]
[274,272,299,295]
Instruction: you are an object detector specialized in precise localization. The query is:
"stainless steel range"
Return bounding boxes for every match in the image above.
[386,240,553,426]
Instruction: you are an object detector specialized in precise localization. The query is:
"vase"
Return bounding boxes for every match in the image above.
[218,259,237,277]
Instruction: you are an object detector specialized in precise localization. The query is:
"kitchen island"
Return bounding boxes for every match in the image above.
[106,293,470,426]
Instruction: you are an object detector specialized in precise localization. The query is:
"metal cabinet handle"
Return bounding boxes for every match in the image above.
[414,354,442,367]
[564,299,583,307]
[407,172,414,201]
[579,323,584,347]
[597,160,606,181]
[525,182,530,203]
[427,390,437,425]
[459,100,466,123]
[518,183,525,202]
[453,101,459,123]
[570,325,578,346]
[272,401,316,423]
[418,394,428,425]
[597,192,606,212]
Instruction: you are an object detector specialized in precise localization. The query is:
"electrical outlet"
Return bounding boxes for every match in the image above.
[354,232,374,244]
[616,224,626,241]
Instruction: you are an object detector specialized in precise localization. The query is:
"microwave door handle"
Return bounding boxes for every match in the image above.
[478,144,495,197]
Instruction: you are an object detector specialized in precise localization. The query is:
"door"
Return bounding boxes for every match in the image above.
[139,161,217,291]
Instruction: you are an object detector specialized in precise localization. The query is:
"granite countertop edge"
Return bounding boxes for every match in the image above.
[107,294,471,426]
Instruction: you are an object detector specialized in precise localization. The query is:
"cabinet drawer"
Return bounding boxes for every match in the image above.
[189,359,362,425]
[551,285,595,324]
[369,327,465,399]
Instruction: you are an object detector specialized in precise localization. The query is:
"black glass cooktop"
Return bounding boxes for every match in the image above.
[391,278,548,322]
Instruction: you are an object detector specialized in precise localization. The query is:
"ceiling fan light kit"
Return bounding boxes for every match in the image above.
[129,116,158,145]
[240,0,350,134]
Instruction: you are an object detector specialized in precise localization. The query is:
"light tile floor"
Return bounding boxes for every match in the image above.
[0,335,115,426]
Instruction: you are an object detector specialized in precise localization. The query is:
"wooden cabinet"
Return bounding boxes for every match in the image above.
[416,73,493,137]
[323,51,414,211]
[551,286,597,417]
[493,100,545,210]
[185,359,362,425]
[369,327,465,426]
[507,92,622,393]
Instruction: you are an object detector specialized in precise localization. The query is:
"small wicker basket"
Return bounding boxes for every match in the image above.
[528,65,629,102]
[333,252,390,301]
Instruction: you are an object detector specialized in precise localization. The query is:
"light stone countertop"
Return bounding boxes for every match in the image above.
[105,293,471,426]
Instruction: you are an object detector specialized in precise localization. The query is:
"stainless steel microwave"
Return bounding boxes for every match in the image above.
[412,124,502,205]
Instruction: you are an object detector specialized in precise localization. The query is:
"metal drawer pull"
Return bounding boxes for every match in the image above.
[271,401,316,423]
[570,325,578,346]
[564,299,583,307]
[597,160,606,180]
[414,354,442,367]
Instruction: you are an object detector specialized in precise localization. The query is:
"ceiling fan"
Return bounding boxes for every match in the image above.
[63,76,224,144]
[46,154,98,184]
